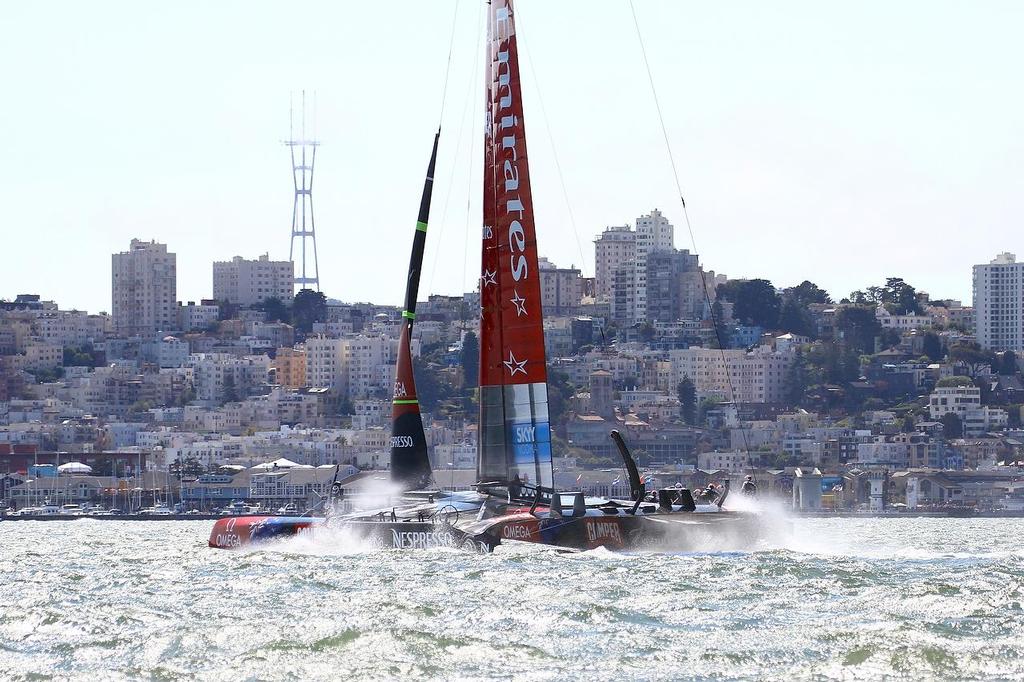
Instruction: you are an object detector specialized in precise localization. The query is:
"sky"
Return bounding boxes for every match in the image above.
[0,1,1021,313]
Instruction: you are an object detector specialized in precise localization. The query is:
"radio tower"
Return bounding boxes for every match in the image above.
[286,91,320,292]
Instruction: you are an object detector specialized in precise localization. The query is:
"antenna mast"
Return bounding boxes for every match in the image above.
[285,90,321,293]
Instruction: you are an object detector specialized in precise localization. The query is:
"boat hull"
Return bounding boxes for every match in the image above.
[208,508,784,553]
[208,516,321,548]
[461,510,781,552]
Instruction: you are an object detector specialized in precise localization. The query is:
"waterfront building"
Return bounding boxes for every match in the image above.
[112,239,177,337]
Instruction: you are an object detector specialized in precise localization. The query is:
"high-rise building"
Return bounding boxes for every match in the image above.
[593,224,635,300]
[112,239,177,337]
[633,209,675,322]
[973,252,1024,351]
[538,257,583,314]
[596,210,677,324]
[645,249,702,323]
[213,254,294,307]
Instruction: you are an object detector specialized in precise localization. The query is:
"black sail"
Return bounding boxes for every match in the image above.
[390,133,440,489]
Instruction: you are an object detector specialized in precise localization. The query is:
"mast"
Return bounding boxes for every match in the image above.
[390,133,441,490]
[478,0,553,489]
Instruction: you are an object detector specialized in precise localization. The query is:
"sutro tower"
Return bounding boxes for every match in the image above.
[285,91,320,292]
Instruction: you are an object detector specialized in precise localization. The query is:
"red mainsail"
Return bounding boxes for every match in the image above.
[478,0,552,488]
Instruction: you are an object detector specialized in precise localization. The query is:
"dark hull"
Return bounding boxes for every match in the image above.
[209,509,781,553]
[462,510,778,552]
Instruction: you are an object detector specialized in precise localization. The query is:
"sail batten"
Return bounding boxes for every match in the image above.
[478,0,552,489]
[390,133,440,490]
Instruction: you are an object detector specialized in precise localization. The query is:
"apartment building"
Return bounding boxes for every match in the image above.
[112,239,177,337]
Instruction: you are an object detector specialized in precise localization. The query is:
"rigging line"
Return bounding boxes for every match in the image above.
[427,0,484,297]
[515,7,590,280]
[628,0,752,456]
[437,0,461,129]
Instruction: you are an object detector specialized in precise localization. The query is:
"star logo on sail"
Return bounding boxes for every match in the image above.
[503,350,527,376]
[481,269,498,287]
[510,290,527,317]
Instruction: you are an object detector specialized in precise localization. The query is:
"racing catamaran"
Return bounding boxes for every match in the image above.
[210,0,777,552]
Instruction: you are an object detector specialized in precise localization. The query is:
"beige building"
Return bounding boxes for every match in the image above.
[538,257,583,314]
[669,346,792,404]
[112,239,177,337]
[272,347,307,390]
[213,254,294,307]
[593,224,635,300]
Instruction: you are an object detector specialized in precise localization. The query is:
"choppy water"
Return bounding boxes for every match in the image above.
[2,518,1024,681]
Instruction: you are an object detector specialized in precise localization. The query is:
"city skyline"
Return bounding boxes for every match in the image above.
[1,1,1021,312]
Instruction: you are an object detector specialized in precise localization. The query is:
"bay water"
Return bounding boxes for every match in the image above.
[2,517,1023,680]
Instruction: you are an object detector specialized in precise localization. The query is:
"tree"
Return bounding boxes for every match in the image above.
[677,376,696,425]
[62,345,95,367]
[835,306,881,355]
[785,280,833,306]
[778,297,815,338]
[709,300,731,349]
[732,279,781,329]
[884,277,923,315]
[922,332,943,362]
[460,332,479,389]
[260,297,291,324]
[940,412,963,439]
[949,342,996,378]
[784,349,809,406]
[217,300,239,321]
[222,373,238,403]
[850,278,922,314]
[1001,350,1018,375]
[879,328,901,349]
[292,289,327,334]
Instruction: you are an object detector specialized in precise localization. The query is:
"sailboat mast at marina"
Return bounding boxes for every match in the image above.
[478,0,553,490]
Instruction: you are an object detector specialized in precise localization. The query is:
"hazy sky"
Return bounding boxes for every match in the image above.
[1,1,1020,313]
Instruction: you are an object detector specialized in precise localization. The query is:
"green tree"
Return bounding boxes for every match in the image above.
[732,279,781,329]
[785,349,809,406]
[940,412,963,439]
[949,342,996,377]
[879,328,901,349]
[922,332,943,362]
[709,300,731,349]
[292,289,327,334]
[259,297,291,324]
[217,300,239,321]
[785,280,833,306]
[62,345,95,367]
[1001,350,1018,375]
[835,306,881,355]
[222,373,238,403]
[676,376,696,425]
[884,277,923,315]
[778,297,815,337]
[460,332,479,389]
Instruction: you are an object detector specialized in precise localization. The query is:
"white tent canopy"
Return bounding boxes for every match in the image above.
[57,462,92,474]
[250,458,311,470]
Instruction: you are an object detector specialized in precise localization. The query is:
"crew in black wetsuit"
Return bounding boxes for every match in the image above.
[699,484,719,504]
[741,475,757,496]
